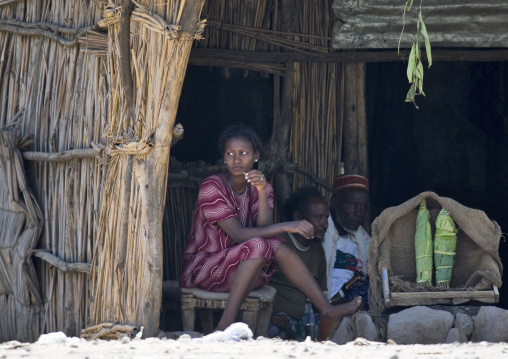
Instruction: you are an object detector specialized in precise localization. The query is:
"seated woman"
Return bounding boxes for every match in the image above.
[179,124,362,332]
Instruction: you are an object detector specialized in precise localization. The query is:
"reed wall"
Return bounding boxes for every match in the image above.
[0,0,105,341]
[0,0,205,340]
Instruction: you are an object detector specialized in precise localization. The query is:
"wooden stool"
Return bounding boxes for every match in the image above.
[181,285,276,337]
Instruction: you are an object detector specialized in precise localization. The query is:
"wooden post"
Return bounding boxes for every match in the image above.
[132,0,206,337]
[116,0,134,276]
[337,63,345,176]
[343,62,370,228]
[343,62,368,178]
[270,60,294,206]
[269,0,298,208]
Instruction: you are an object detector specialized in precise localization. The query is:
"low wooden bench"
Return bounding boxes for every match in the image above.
[180,285,276,337]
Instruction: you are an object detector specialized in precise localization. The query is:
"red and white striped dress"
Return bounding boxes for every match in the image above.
[179,174,283,292]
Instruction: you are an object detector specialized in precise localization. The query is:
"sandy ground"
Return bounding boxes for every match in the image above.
[2,333,508,359]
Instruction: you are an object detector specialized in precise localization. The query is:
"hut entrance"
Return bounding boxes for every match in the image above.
[160,66,276,331]
[164,66,275,283]
[160,60,508,331]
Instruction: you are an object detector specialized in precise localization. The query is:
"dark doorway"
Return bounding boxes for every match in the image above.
[161,66,275,331]
[366,61,508,308]
[171,66,275,164]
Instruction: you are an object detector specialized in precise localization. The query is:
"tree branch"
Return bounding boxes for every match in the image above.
[0,20,102,46]
[22,143,105,162]
[32,250,91,274]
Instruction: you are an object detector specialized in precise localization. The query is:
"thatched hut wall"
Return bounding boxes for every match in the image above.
[0,1,105,341]
[0,128,44,342]
[1,0,206,341]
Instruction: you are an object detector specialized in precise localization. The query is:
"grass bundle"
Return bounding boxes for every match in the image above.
[434,208,458,288]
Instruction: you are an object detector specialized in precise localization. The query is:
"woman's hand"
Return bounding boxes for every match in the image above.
[244,170,266,192]
[285,220,315,240]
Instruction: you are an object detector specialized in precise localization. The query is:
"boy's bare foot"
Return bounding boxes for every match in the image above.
[322,296,363,330]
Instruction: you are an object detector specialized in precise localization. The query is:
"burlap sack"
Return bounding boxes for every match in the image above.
[368,191,503,314]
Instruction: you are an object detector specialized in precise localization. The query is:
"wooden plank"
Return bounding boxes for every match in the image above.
[343,62,368,177]
[390,288,497,306]
[391,298,464,306]
[390,290,496,300]
[189,48,508,64]
[391,296,497,307]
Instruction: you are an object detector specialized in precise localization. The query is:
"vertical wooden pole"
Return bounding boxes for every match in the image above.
[273,76,280,133]
[132,0,206,337]
[117,0,134,280]
[269,0,298,209]
[343,62,368,178]
[337,62,345,176]
[343,62,370,229]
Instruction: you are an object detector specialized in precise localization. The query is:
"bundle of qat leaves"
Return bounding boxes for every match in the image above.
[415,200,433,288]
[434,208,459,288]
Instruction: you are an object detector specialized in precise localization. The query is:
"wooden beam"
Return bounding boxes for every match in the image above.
[343,63,368,177]
[189,48,508,64]
[390,290,497,300]
[22,144,104,162]
[268,0,298,208]
[21,124,184,162]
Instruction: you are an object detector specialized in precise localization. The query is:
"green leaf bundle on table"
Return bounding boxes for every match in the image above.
[434,208,459,288]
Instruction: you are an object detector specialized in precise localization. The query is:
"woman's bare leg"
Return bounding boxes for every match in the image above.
[274,244,362,329]
[216,257,266,331]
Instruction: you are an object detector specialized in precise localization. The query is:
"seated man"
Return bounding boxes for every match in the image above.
[267,186,329,340]
[322,174,370,307]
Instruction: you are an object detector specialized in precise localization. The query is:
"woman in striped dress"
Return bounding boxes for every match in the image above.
[180,125,362,332]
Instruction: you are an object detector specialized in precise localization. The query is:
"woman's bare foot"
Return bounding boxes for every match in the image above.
[322,296,363,330]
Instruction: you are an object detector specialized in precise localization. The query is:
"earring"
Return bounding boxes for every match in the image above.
[255,159,258,162]
[224,161,226,164]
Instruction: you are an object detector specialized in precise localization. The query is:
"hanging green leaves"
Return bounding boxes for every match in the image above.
[398,0,432,109]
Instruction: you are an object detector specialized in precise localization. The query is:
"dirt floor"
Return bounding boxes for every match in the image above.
[2,333,508,359]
